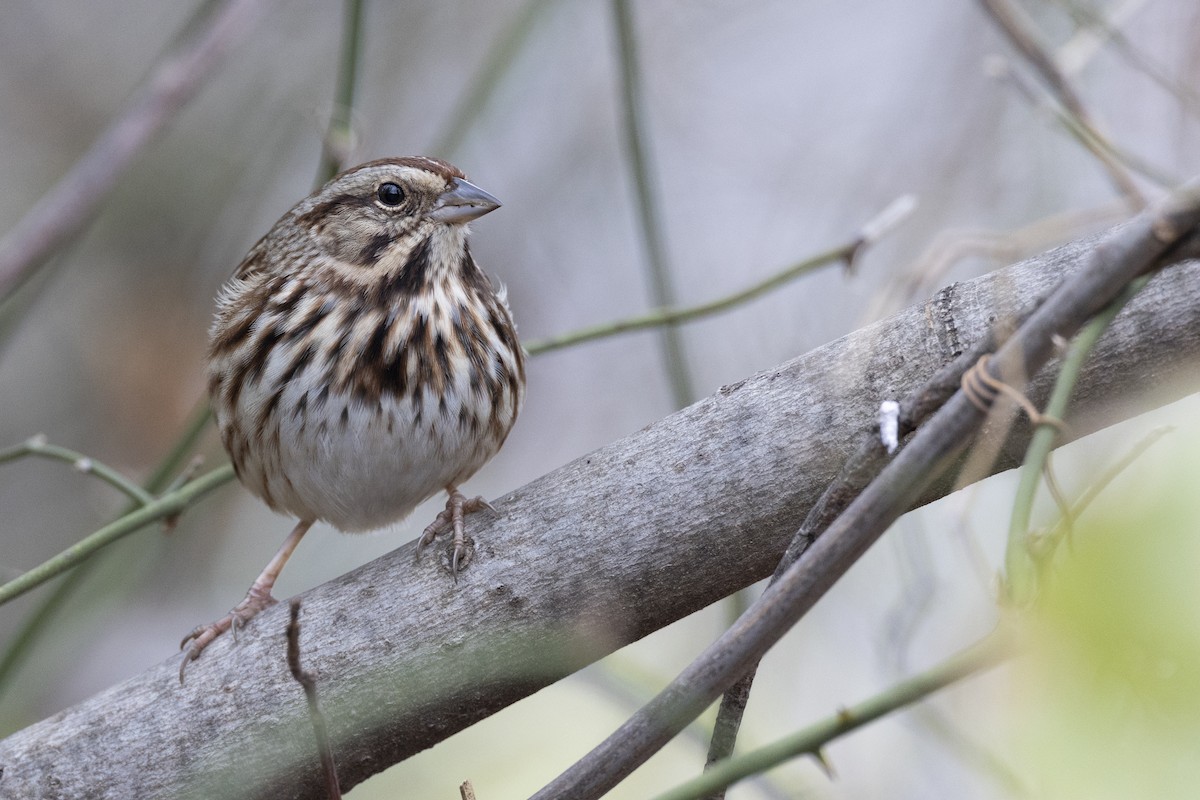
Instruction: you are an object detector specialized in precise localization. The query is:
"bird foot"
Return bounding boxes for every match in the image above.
[416,490,494,575]
[178,583,278,684]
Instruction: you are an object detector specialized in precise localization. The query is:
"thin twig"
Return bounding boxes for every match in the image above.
[978,0,1145,205]
[0,0,274,300]
[1044,425,1173,547]
[988,58,1177,190]
[0,402,214,698]
[1004,273,1150,604]
[1055,0,1150,77]
[0,435,155,507]
[865,201,1129,322]
[530,177,1200,800]
[315,0,366,186]
[658,630,1013,800]
[0,465,233,607]
[610,0,694,407]
[288,600,342,800]
[882,527,1029,797]
[527,195,914,356]
[161,454,206,533]
[1055,0,1200,122]
[1025,425,1173,586]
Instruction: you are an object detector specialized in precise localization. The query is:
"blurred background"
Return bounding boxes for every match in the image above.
[2,1,1200,797]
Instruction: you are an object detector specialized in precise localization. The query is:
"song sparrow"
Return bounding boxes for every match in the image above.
[180,157,525,681]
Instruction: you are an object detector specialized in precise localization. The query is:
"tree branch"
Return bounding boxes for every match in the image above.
[978,0,1146,203]
[2,220,1200,797]
[611,0,694,406]
[0,0,274,299]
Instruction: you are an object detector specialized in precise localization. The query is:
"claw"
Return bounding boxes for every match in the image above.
[178,587,278,684]
[416,487,492,575]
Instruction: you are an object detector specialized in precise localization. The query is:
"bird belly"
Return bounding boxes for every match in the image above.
[224,371,510,533]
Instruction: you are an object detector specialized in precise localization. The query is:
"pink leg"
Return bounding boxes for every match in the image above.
[179,518,313,683]
[416,486,494,575]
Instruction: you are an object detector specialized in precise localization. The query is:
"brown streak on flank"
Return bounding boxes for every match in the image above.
[279,343,314,386]
[207,370,224,398]
[292,391,308,420]
[457,305,489,382]
[492,299,527,385]
[226,428,248,477]
[457,404,480,434]
[209,274,276,356]
[485,304,513,357]
[281,295,331,342]
[480,353,503,398]
[328,325,355,394]
[222,363,245,420]
[412,397,423,429]
[506,361,522,405]
[210,310,257,357]
[310,383,330,412]
[259,466,276,510]
[256,387,284,440]
[431,331,451,396]
[242,324,282,385]
[486,404,509,445]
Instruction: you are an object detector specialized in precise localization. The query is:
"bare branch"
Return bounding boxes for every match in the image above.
[314,0,366,186]
[978,0,1145,204]
[0,435,155,507]
[0,466,234,606]
[0,0,274,299]
[611,0,694,406]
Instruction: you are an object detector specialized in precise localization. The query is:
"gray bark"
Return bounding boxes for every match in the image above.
[2,230,1199,799]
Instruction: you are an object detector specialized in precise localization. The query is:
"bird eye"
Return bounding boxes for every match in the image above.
[377,182,405,207]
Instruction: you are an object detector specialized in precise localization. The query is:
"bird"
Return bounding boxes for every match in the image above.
[180,157,525,681]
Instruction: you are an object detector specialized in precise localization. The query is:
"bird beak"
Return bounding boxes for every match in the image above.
[429,178,501,223]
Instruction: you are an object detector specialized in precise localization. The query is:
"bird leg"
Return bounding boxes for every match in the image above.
[179,518,313,683]
[416,486,495,575]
